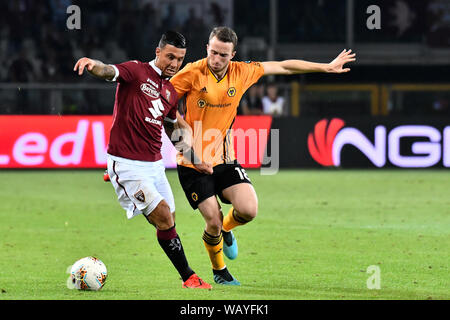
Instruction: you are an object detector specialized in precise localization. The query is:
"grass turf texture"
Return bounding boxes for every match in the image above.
[0,169,448,300]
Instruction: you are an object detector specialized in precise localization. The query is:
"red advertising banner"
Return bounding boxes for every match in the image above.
[0,115,112,168]
[0,115,272,169]
[232,115,273,168]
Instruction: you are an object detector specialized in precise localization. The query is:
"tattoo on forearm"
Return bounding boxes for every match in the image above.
[90,60,115,80]
[102,65,116,79]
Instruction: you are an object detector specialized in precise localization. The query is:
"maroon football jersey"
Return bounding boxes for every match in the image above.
[107,60,178,162]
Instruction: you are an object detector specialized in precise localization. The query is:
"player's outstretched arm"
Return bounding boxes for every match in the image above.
[73,57,116,81]
[262,49,356,76]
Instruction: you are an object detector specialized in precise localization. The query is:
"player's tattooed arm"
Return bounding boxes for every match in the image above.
[73,57,116,81]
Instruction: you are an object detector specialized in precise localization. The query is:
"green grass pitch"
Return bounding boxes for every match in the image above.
[0,169,448,300]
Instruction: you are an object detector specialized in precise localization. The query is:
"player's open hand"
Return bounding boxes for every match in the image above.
[73,57,96,75]
[194,162,213,175]
[327,49,356,73]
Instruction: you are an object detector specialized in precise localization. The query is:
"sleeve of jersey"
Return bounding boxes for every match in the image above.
[241,61,265,90]
[169,63,193,98]
[109,60,141,83]
[165,103,178,123]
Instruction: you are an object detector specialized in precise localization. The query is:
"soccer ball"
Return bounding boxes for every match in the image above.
[69,257,107,291]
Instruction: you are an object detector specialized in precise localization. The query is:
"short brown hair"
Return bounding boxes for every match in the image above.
[209,26,238,51]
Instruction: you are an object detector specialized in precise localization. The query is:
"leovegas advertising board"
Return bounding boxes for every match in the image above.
[0,115,113,168]
[0,115,272,169]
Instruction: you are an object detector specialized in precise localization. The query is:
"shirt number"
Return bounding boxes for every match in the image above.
[235,167,250,181]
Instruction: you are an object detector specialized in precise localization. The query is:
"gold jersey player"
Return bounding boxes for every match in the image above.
[170,26,356,285]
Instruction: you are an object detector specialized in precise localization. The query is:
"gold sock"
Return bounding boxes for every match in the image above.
[202,230,226,270]
[222,207,249,232]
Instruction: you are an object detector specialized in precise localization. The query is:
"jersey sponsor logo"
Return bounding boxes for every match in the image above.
[140,83,159,98]
[227,87,236,97]
[148,99,165,119]
[147,78,158,88]
[145,99,164,126]
[134,190,146,202]
[145,117,162,126]
[196,99,231,109]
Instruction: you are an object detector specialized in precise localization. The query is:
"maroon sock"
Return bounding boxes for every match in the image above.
[156,225,194,282]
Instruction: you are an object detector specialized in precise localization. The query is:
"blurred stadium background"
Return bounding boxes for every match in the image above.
[0,0,449,302]
[0,0,449,170]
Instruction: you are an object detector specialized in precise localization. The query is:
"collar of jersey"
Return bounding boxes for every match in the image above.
[149,60,169,80]
[207,64,229,83]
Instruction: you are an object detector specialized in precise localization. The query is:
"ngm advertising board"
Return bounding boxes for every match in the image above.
[272,117,449,169]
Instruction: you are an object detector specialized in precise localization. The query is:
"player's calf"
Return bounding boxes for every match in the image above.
[146,202,204,285]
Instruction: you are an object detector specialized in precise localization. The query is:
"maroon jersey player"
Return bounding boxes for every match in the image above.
[73,31,212,289]
[107,59,179,162]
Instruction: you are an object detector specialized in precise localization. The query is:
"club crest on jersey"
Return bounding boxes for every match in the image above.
[197,99,206,108]
[165,89,171,101]
[134,190,146,202]
[227,87,236,97]
[140,83,159,98]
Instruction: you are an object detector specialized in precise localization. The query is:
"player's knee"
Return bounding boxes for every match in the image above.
[234,198,258,222]
[238,205,258,222]
[248,206,258,220]
[147,201,174,230]
[156,214,174,230]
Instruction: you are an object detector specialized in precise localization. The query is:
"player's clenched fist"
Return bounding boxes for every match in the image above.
[73,57,96,75]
